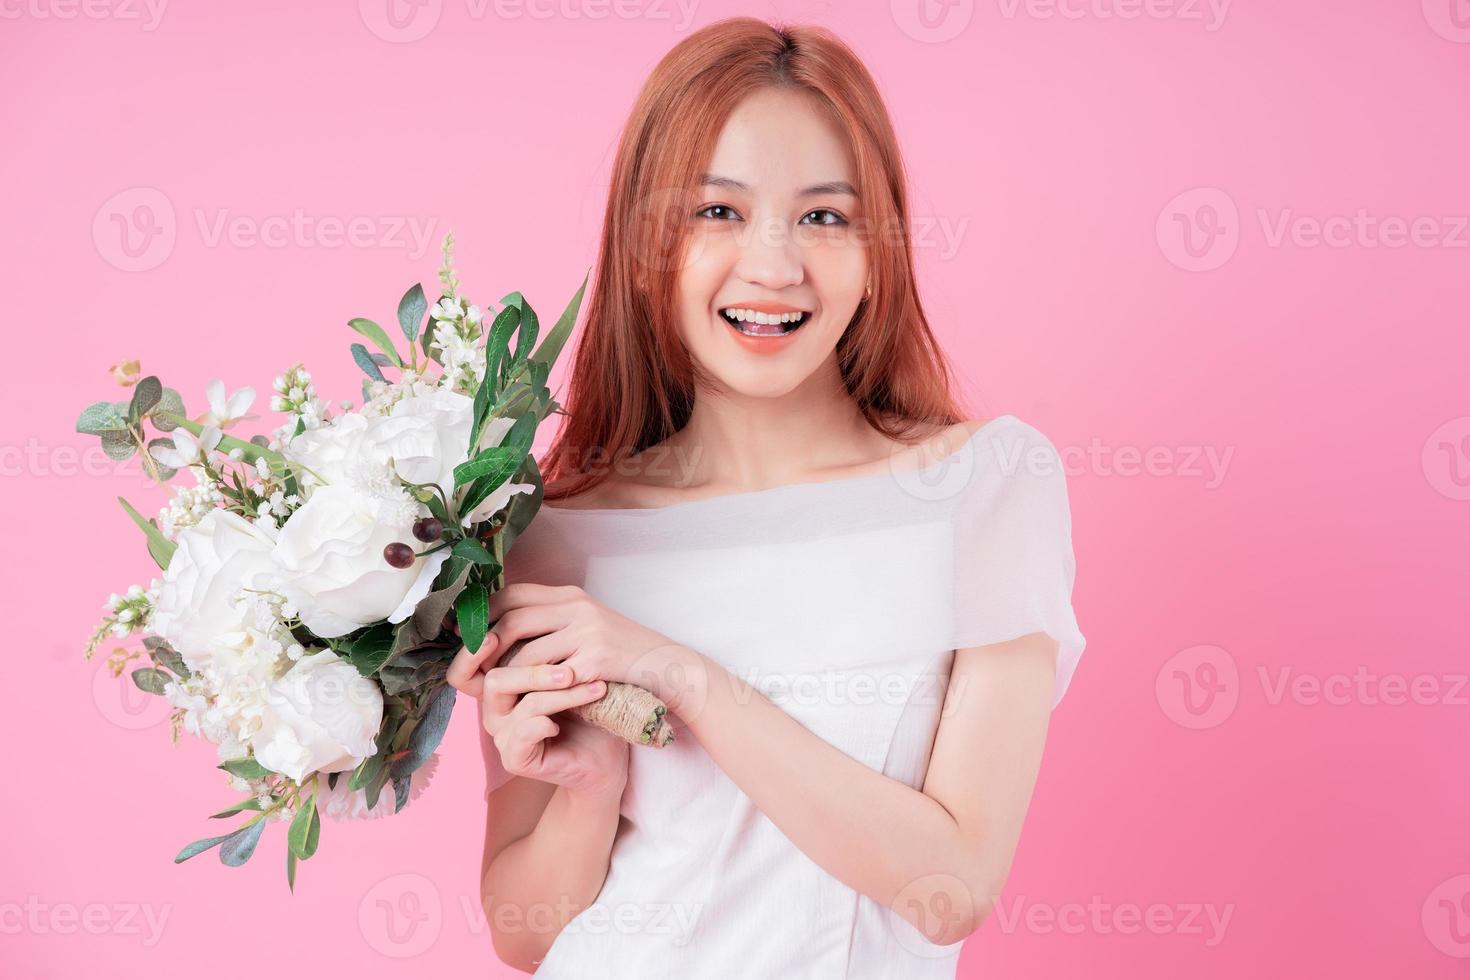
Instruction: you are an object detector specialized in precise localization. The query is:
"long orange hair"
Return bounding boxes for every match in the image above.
[541,16,971,502]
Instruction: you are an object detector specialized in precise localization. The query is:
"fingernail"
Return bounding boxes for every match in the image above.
[552,668,571,682]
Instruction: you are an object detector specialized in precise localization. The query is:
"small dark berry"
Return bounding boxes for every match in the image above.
[412,516,444,542]
[383,542,415,568]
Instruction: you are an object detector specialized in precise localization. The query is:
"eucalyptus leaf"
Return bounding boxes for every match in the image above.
[348,317,403,368]
[75,401,130,435]
[150,388,186,431]
[129,376,162,422]
[351,343,386,382]
[145,438,179,481]
[218,757,271,780]
[130,667,170,695]
[219,819,267,866]
[398,282,427,342]
[390,682,457,782]
[100,430,138,462]
[287,849,298,892]
[174,832,237,863]
[210,798,265,819]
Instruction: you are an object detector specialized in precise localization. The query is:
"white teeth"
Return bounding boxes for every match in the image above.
[720,307,808,324]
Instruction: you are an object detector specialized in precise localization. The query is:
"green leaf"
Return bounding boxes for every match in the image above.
[129,376,162,422]
[419,297,443,364]
[130,667,170,695]
[219,819,267,866]
[145,636,190,679]
[456,410,536,490]
[333,623,397,678]
[530,270,588,370]
[451,539,497,565]
[349,723,396,792]
[398,283,427,343]
[287,848,298,892]
[118,496,175,569]
[101,430,138,462]
[455,581,489,653]
[471,305,521,446]
[500,291,542,368]
[149,388,186,431]
[210,798,264,819]
[348,317,403,368]
[218,757,271,780]
[145,438,179,481]
[174,832,236,863]
[75,401,130,435]
[390,559,473,660]
[351,343,386,382]
[390,682,458,783]
[288,784,321,860]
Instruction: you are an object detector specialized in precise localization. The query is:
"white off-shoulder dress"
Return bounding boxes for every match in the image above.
[478,415,1087,979]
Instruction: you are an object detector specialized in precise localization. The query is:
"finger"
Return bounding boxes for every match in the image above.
[498,714,561,774]
[487,582,581,622]
[445,631,503,698]
[489,603,580,659]
[481,661,581,700]
[494,630,580,672]
[510,680,607,723]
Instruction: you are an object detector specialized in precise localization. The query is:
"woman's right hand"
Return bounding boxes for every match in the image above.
[447,632,631,802]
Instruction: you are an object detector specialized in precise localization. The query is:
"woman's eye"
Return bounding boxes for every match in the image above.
[695,204,741,221]
[800,208,846,226]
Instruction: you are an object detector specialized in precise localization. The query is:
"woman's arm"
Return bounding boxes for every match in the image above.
[651,631,1058,947]
[481,778,625,972]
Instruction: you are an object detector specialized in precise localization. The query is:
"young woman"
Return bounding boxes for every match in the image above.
[445,17,1086,978]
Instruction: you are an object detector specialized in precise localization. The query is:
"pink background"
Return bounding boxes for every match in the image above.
[4,1,1467,976]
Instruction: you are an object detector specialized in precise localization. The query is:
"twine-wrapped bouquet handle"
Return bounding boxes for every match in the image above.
[493,638,675,748]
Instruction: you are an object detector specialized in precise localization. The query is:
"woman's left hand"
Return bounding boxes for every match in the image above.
[486,583,699,712]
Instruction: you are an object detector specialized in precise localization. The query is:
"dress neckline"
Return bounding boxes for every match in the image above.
[539,414,1018,519]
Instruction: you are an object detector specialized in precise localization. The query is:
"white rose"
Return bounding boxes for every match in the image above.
[250,649,383,782]
[281,412,373,491]
[365,388,473,499]
[271,483,448,638]
[150,510,280,671]
[284,390,473,500]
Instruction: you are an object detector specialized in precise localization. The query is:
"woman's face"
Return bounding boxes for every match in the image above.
[670,86,868,399]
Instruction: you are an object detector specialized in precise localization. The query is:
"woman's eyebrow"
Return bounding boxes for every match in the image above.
[699,173,858,198]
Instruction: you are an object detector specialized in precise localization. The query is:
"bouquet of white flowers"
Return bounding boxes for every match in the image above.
[77,234,671,888]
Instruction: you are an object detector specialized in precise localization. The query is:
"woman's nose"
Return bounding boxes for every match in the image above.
[733,215,803,289]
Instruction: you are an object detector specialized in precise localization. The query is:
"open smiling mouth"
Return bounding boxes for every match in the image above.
[718,308,812,337]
